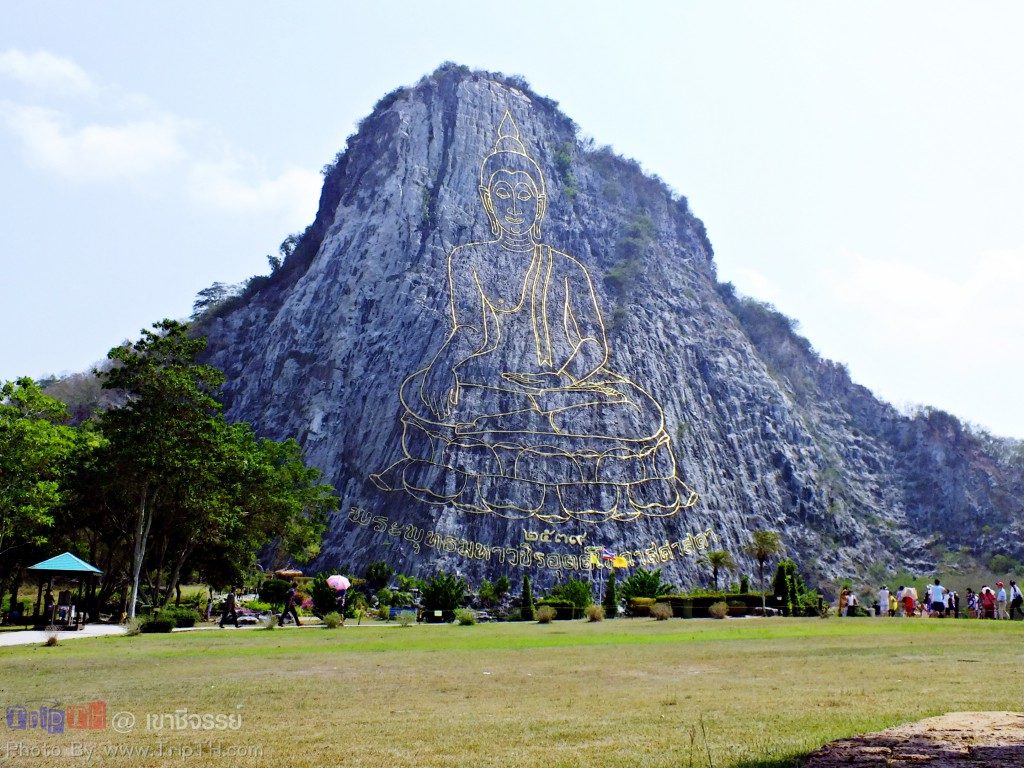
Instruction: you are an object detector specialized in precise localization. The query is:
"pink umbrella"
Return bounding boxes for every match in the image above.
[326,575,350,591]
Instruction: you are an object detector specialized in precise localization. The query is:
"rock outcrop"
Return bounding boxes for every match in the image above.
[198,65,1023,586]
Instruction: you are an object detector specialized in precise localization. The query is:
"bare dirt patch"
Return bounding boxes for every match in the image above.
[804,711,1024,767]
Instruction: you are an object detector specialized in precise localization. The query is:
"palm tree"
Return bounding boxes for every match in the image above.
[744,531,783,612]
[704,550,736,591]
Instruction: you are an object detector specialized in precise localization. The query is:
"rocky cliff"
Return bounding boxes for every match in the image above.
[198,64,1023,587]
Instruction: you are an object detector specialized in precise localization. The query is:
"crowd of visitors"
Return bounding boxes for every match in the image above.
[838,579,1023,619]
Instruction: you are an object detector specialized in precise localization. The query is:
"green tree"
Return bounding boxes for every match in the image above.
[364,561,395,592]
[96,320,335,616]
[477,578,496,605]
[97,320,224,618]
[771,558,810,617]
[602,569,618,618]
[745,530,783,612]
[0,378,88,612]
[521,574,535,621]
[421,571,467,614]
[704,549,736,591]
[619,568,674,601]
[396,574,426,592]
[494,575,511,599]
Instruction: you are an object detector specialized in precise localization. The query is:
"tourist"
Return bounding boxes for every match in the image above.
[902,585,916,618]
[279,581,302,627]
[966,588,977,618]
[888,590,897,617]
[838,588,849,617]
[1009,581,1023,620]
[846,591,860,616]
[219,588,239,628]
[44,589,55,622]
[995,582,1008,619]
[980,586,996,619]
[335,588,347,626]
[878,585,889,618]
[927,580,946,617]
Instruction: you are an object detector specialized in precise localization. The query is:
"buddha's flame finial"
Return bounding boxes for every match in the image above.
[492,111,529,155]
[498,111,520,141]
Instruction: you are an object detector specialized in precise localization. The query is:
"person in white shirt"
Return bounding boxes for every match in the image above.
[995,582,1008,619]
[928,579,946,617]
[878,586,889,618]
[1009,581,1023,620]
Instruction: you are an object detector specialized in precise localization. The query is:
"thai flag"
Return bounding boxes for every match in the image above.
[600,548,615,561]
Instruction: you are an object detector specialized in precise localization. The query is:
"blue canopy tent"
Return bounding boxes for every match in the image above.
[27,552,103,629]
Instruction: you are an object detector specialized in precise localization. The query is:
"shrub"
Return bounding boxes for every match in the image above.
[140,617,175,633]
[310,573,341,618]
[537,606,557,623]
[43,628,60,647]
[586,605,605,622]
[156,605,200,628]
[242,600,272,613]
[628,597,656,616]
[378,588,414,608]
[620,568,674,601]
[396,611,416,627]
[550,578,593,610]
[323,611,342,629]
[651,603,673,621]
[506,609,522,622]
[708,601,729,619]
[344,591,368,620]
[124,618,142,636]
[536,598,580,619]
[259,614,276,631]
[454,609,477,625]
[377,605,390,621]
[521,575,536,621]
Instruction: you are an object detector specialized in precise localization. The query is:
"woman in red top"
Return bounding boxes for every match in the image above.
[980,586,997,619]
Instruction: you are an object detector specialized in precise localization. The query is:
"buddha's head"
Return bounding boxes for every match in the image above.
[480,112,547,240]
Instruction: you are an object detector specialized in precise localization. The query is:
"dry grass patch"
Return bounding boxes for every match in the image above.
[1,619,1021,767]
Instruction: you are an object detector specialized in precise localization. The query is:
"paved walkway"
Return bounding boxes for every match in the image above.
[0,625,126,647]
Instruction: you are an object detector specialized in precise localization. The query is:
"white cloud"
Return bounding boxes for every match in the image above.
[188,162,322,226]
[0,49,320,223]
[2,103,187,181]
[0,49,96,96]
[824,250,1024,355]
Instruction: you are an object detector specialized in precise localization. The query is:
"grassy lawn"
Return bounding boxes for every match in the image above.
[1,618,1022,767]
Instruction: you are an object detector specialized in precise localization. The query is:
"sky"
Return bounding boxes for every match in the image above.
[2,3,1022,438]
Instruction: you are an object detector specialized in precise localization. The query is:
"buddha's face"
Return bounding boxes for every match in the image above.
[485,169,544,236]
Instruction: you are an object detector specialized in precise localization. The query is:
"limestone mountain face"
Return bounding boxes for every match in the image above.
[199,65,1022,587]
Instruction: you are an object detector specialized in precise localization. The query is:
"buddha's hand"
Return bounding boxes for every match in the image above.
[420,365,457,420]
[502,371,567,391]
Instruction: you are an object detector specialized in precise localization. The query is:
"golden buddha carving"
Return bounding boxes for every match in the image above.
[372,112,697,523]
